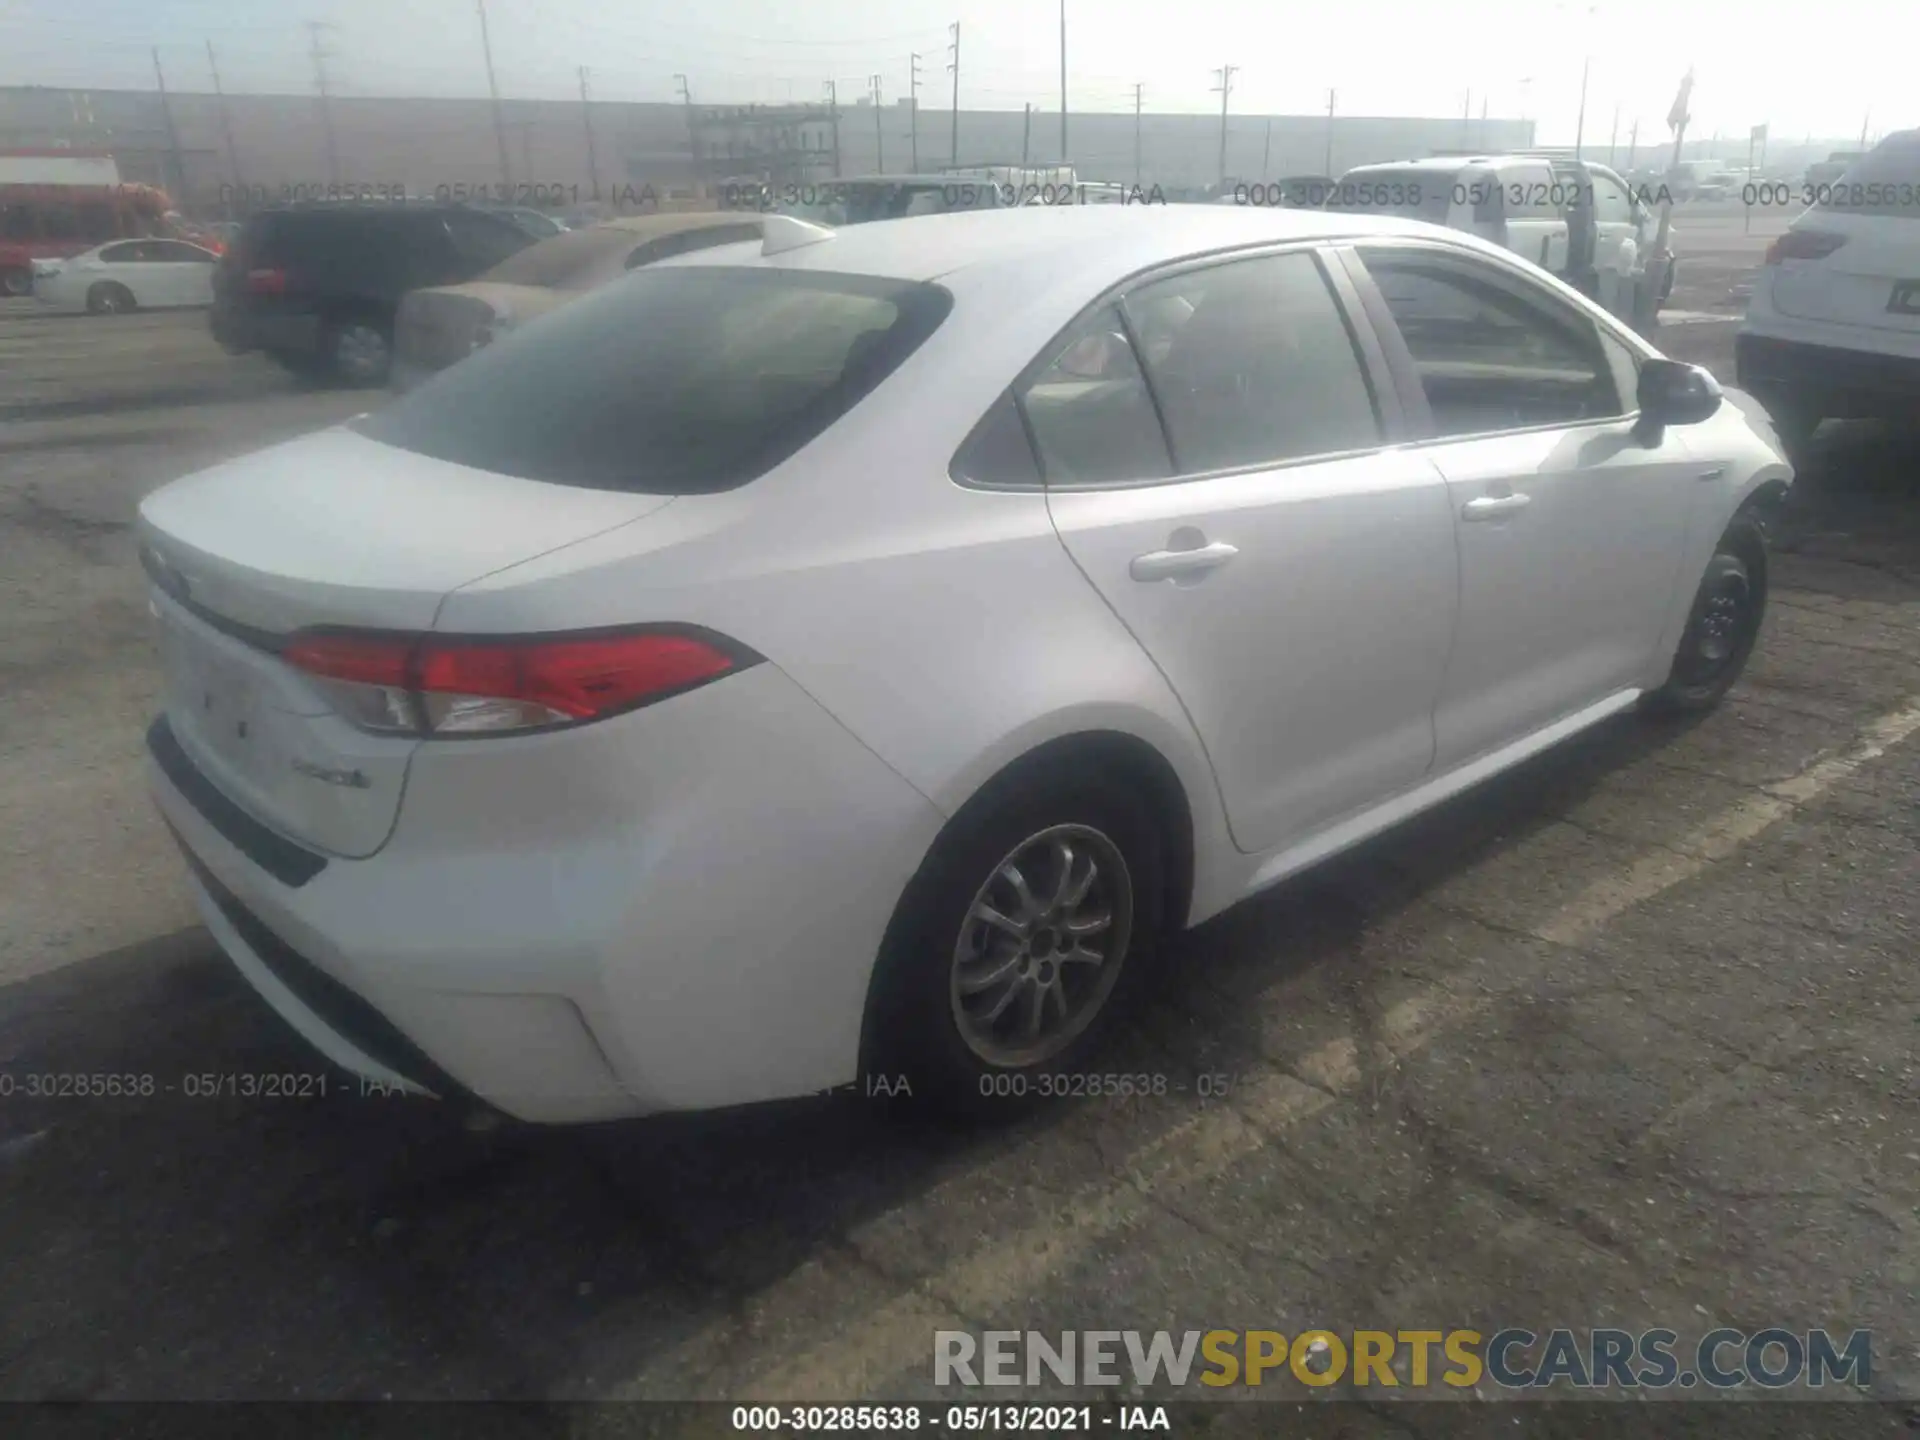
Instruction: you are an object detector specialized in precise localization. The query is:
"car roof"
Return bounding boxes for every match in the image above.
[649,202,1459,287]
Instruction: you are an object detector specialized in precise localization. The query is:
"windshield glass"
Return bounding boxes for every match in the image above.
[354,267,953,494]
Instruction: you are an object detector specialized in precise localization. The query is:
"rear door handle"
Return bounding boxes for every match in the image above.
[1130,540,1239,582]
[1461,493,1531,522]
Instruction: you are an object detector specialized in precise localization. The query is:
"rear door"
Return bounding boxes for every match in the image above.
[146,239,217,305]
[1039,247,1460,856]
[1348,241,1697,770]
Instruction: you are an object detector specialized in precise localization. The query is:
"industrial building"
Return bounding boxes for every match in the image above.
[1,84,1537,209]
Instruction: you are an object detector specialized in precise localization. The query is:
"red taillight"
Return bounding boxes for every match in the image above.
[1764,231,1847,265]
[281,628,752,736]
[283,632,412,687]
[245,267,288,294]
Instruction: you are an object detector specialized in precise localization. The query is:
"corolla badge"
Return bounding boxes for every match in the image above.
[291,757,373,789]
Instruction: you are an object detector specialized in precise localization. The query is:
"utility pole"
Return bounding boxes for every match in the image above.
[1324,89,1335,175]
[675,74,699,195]
[304,23,340,188]
[205,41,243,195]
[578,66,602,201]
[1261,117,1271,181]
[1858,108,1871,152]
[473,0,511,187]
[1058,0,1068,164]
[1607,104,1619,165]
[1627,118,1639,170]
[1574,55,1591,157]
[150,49,187,201]
[1461,89,1471,148]
[1212,64,1236,188]
[947,22,961,167]
[1021,103,1032,166]
[909,53,922,170]
[825,81,841,177]
[871,75,884,172]
[1133,82,1143,187]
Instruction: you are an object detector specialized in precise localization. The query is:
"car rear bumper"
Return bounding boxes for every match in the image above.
[1735,332,1920,420]
[146,661,945,1123]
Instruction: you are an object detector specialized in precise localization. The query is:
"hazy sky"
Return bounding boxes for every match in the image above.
[2,0,1908,146]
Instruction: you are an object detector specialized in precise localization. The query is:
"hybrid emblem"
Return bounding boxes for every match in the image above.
[291,757,372,790]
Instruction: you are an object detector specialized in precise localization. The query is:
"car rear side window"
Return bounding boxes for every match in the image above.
[355,267,953,494]
[1015,304,1172,486]
[1123,251,1381,473]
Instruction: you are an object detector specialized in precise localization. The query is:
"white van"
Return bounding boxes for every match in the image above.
[1329,155,1661,324]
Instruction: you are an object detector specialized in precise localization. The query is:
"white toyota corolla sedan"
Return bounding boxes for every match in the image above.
[140,204,1791,1123]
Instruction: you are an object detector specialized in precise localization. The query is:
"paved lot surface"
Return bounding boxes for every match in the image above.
[1,230,1918,1429]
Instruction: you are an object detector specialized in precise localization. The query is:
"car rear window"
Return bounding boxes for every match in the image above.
[1816,132,1920,218]
[1324,169,1454,222]
[354,267,953,494]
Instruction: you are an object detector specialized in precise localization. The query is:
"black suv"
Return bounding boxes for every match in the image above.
[211,202,537,385]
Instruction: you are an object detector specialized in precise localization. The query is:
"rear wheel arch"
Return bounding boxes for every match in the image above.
[950,730,1198,936]
[858,728,1197,1109]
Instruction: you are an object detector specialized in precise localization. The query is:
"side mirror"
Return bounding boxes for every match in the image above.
[1635,358,1721,436]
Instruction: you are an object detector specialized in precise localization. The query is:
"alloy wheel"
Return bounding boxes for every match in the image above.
[949,823,1134,1068]
[333,324,390,384]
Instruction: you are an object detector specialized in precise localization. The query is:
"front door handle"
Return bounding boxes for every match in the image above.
[1461,493,1531,522]
[1130,540,1239,582]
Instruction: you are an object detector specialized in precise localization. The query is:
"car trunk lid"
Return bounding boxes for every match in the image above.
[1770,213,1920,332]
[139,425,672,857]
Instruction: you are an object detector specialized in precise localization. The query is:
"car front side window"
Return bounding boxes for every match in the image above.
[1355,247,1625,438]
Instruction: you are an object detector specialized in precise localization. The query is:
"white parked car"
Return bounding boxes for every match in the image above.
[32,237,220,313]
[1737,128,1920,451]
[139,206,1790,1123]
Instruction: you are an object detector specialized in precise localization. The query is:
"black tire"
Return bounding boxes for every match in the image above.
[861,769,1168,1120]
[1643,513,1768,716]
[323,315,393,387]
[86,282,136,315]
[1,268,30,297]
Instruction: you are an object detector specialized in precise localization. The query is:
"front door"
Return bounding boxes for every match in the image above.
[1035,248,1460,856]
[1350,244,1698,771]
